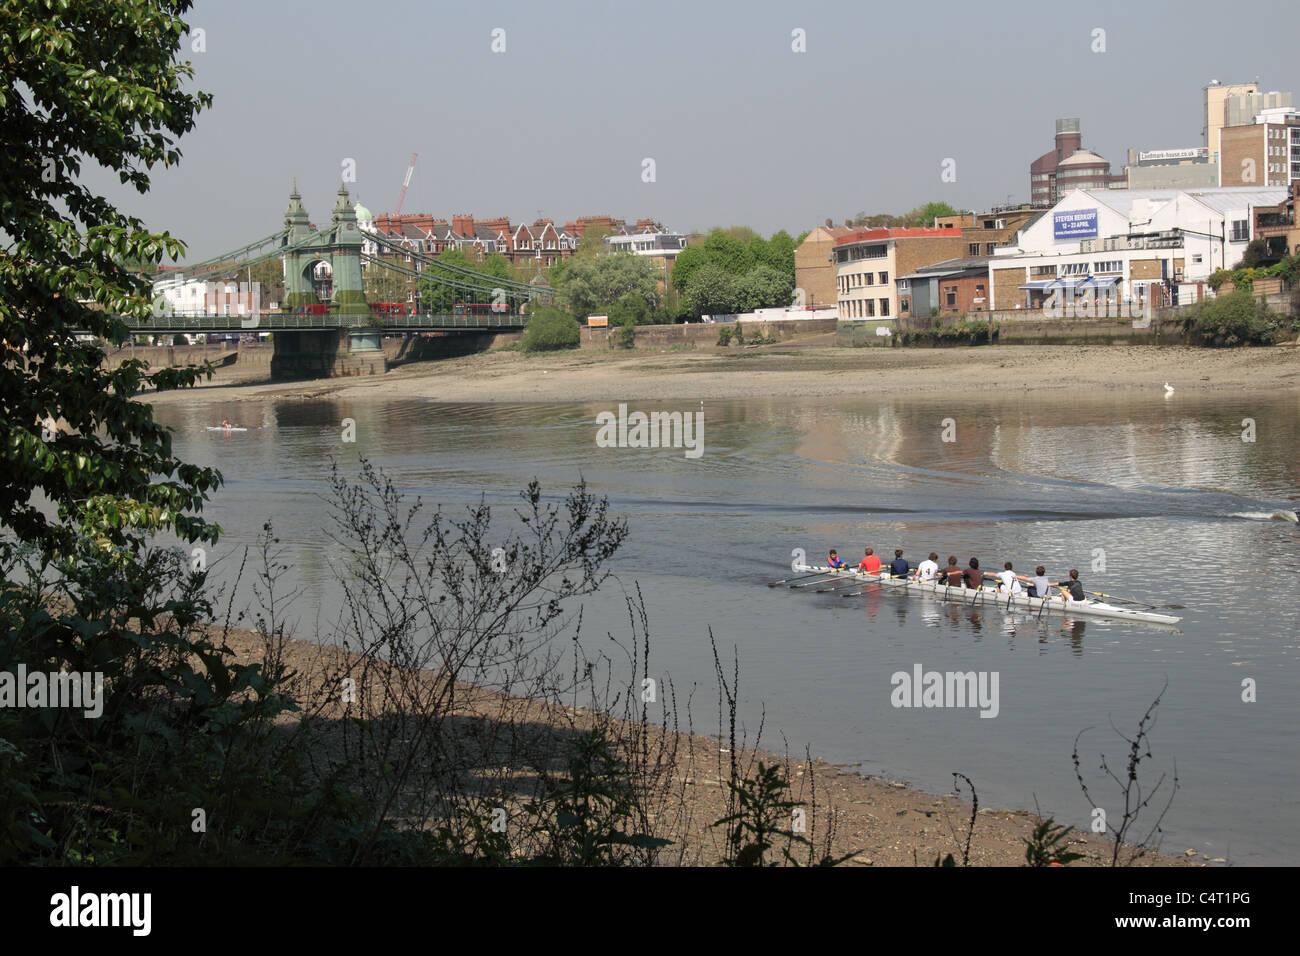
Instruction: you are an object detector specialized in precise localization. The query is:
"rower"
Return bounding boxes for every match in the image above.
[889,549,910,579]
[938,555,962,586]
[996,561,1023,594]
[916,552,940,582]
[1055,569,1085,602]
[858,548,882,575]
[221,418,232,429]
[827,549,846,569]
[963,557,984,589]
[1015,565,1051,598]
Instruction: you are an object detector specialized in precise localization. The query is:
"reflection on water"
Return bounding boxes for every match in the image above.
[151,388,1300,864]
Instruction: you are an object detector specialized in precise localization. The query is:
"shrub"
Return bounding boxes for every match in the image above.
[732,322,744,345]
[1206,268,1233,292]
[616,318,636,349]
[716,326,733,346]
[521,307,581,351]
[1181,288,1280,346]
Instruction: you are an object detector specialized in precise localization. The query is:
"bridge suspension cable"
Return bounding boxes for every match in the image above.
[364,230,540,297]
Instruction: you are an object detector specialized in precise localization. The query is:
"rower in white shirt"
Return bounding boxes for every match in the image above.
[996,561,1023,593]
[916,552,940,582]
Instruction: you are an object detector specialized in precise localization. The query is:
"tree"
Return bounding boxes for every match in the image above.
[670,243,708,293]
[521,307,581,351]
[702,229,755,275]
[1233,238,1270,270]
[911,201,964,225]
[682,264,739,317]
[415,248,509,312]
[573,225,612,260]
[553,253,661,318]
[735,264,796,312]
[0,0,221,557]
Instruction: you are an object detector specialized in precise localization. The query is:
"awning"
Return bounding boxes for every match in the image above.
[1018,280,1054,290]
[1083,276,1121,287]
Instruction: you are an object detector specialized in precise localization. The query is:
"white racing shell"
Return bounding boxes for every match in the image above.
[794,565,1182,626]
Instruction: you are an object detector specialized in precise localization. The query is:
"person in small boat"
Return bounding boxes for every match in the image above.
[889,549,910,578]
[996,561,1023,593]
[1055,569,1085,602]
[938,556,962,585]
[1016,565,1052,598]
[221,418,233,429]
[858,548,882,574]
[827,549,846,569]
[916,552,940,582]
[962,557,984,589]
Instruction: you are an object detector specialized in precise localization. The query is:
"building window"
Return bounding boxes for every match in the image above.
[878,271,888,284]
[879,299,890,317]
[969,243,980,255]
[946,291,956,307]
[1192,254,1203,264]
[1093,260,1122,273]
[865,273,873,285]
[901,298,910,313]
[865,300,874,317]
[1231,219,1249,242]
[898,279,910,293]
[985,243,996,255]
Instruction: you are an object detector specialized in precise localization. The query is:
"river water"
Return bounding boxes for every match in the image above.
[152,389,1300,864]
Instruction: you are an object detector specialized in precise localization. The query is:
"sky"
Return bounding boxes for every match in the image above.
[81,0,1300,261]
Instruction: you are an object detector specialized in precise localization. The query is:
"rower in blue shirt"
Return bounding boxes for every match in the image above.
[889,549,911,578]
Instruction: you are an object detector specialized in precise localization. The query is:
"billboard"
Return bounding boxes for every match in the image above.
[1137,147,1209,164]
[1053,208,1098,240]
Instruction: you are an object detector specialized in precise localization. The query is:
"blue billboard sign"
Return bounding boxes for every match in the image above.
[1053,208,1098,240]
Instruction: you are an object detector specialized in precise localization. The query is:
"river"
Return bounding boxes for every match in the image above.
[152,388,1300,864]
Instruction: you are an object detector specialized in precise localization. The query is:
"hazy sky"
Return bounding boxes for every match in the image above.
[84,0,1300,260]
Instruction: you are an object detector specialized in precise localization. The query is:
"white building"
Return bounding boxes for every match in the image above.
[988,186,1286,311]
[153,273,264,317]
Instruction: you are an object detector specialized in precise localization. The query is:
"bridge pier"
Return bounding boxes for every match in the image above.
[269,329,387,380]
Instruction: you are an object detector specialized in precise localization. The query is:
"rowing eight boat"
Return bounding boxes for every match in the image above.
[793,564,1182,626]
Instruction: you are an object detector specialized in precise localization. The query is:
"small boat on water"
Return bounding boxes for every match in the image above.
[792,564,1182,626]
[203,425,249,432]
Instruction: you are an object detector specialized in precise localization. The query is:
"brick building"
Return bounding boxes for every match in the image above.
[834,212,1037,320]
[897,257,993,318]
[1218,108,1300,188]
[793,225,853,308]
[1030,118,1124,204]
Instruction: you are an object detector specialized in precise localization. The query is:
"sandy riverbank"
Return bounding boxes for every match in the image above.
[218,625,1197,867]
[143,340,1299,406]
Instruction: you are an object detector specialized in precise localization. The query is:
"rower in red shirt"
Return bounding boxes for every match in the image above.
[858,548,883,574]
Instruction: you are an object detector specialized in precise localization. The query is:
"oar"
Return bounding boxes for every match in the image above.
[840,571,905,597]
[791,570,848,588]
[768,569,833,587]
[815,577,866,592]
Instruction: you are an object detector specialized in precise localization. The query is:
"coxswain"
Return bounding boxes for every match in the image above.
[827,549,846,569]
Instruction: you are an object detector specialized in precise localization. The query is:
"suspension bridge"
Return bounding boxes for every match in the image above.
[122,183,543,379]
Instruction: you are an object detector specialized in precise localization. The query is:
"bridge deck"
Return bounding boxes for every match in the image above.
[115,313,527,332]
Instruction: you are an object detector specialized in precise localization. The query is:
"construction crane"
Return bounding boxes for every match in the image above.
[394,153,418,215]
